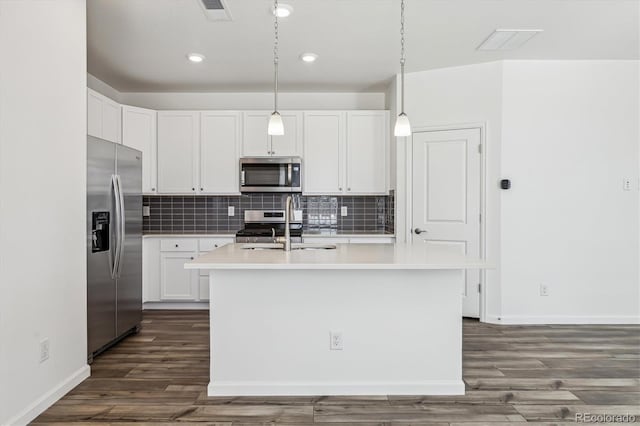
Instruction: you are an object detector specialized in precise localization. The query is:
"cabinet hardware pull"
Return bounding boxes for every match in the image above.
[190,257,194,260]
[339,187,343,191]
[200,188,203,191]
[192,187,195,191]
[175,244,179,247]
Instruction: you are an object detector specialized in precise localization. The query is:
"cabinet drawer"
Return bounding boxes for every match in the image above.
[349,237,394,244]
[199,238,234,253]
[160,238,198,252]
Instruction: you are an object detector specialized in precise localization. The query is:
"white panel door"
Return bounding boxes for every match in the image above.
[412,128,481,317]
[303,112,344,194]
[346,111,387,194]
[271,111,302,157]
[122,105,157,193]
[201,112,241,194]
[160,252,198,300]
[101,97,121,143]
[242,112,270,156]
[157,111,199,193]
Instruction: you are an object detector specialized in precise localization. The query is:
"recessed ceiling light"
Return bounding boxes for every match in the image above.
[186,53,205,63]
[300,53,318,63]
[271,3,293,18]
[477,29,543,51]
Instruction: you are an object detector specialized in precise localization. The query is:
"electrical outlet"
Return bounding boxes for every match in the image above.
[341,206,348,217]
[330,331,343,350]
[142,205,151,217]
[228,206,235,216]
[623,178,632,191]
[539,284,549,297]
[39,338,50,363]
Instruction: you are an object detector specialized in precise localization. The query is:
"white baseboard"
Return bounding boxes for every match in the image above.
[208,380,465,396]
[3,365,90,426]
[486,315,640,325]
[143,301,209,310]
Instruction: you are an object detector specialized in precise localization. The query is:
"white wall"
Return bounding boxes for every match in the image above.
[88,73,122,103]
[120,91,385,111]
[400,62,504,320]
[399,60,640,324]
[499,60,640,323]
[0,1,89,425]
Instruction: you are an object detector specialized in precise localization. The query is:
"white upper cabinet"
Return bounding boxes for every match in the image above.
[271,111,302,157]
[242,112,270,156]
[303,112,345,194]
[87,88,121,144]
[242,111,302,157]
[200,112,241,194]
[346,111,387,194]
[122,105,157,193]
[157,111,199,194]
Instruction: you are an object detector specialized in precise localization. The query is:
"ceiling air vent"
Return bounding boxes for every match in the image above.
[202,0,224,9]
[199,0,232,21]
[477,29,543,51]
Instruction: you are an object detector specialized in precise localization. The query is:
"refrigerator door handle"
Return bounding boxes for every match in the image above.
[116,174,126,278]
[111,174,121,279]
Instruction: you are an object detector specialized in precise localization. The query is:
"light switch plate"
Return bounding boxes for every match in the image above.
[341,206,348,217]
[228,206,235,217]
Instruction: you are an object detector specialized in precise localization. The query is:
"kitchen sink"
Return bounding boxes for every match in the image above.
[241,243,337,251]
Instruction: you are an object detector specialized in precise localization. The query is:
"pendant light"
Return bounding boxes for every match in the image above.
[394,0,412,137]
[268,0,284,135]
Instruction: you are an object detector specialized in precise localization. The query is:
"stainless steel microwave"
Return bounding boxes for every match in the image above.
[240,157,302,193]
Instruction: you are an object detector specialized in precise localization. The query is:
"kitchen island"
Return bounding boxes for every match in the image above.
[186,243,489,396]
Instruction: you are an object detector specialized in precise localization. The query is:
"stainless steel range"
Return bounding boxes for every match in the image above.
[236,209,304,243]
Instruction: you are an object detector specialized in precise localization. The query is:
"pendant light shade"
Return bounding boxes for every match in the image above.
[268,0,284,136]
[268,111,284,135]
[394,0,411,138]
[394,112,412,137]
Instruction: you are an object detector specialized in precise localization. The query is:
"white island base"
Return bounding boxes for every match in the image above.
[187,243,488,397]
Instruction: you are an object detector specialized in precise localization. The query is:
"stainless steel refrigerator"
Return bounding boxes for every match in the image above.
[87,136,142,362]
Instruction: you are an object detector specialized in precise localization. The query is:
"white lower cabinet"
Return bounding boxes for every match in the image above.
[143,236,233,306]
[160,252,198,300]
[302,236,395,244]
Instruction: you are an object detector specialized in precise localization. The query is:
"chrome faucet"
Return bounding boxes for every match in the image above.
[276,195,294,251]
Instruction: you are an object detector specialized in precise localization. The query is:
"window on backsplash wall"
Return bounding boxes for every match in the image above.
[142,193,394,234]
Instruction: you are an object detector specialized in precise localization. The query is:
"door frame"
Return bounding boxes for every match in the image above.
[404,122,488,322]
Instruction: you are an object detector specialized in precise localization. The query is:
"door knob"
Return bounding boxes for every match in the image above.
[414,228,427,235]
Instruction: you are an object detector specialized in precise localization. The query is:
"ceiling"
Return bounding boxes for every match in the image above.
[87,0,639,92]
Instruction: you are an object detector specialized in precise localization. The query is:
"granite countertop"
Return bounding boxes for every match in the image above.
[302,230,395,238]
[143,231,237,238]
[143,230,395,238]
[186,243,489,271]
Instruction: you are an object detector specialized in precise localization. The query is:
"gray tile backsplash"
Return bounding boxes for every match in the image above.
[143,193,394,234]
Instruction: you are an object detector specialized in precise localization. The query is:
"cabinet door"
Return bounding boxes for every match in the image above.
[157,111,199,193]
[160,252,197,300]
[346,111,387,194]
[201,112,241,194]
[242,112,270,156]
[102,97,121,144]
[271,111,302,157]
[199,276,209,301]
[143,238,161,302]
[303,112,344,194]
[122,105,157,193]
[87,89,102,138]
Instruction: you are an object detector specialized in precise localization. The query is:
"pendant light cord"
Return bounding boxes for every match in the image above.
[273,0,279,113]
[400,0,406,114]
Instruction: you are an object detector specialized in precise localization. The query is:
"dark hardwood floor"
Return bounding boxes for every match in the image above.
[33,310,640,425]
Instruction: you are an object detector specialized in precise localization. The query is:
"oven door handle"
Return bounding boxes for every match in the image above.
[287,163,292,186]
[240,170,245,186]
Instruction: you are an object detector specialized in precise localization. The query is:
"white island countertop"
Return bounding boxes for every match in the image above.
[186,243,490,270]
